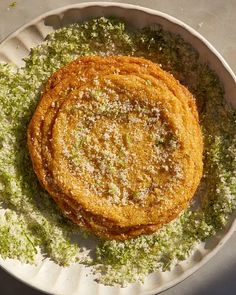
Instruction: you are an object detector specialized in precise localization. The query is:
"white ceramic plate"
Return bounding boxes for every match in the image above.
[0,2,236,295]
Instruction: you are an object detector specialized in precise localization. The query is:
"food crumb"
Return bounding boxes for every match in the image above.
[9,1,17,9]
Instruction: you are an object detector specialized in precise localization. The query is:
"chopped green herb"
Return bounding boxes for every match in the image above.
[0,17,235,286]
[9,1,17,8]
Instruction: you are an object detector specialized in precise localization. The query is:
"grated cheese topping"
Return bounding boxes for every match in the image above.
[0,17,235,286]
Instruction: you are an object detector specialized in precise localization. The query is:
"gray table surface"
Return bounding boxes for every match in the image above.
[0,0,235,294]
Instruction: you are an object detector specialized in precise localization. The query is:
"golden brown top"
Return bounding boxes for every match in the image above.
[27,56,203,239]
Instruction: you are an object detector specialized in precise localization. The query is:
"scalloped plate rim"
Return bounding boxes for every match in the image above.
[0,2,235,295]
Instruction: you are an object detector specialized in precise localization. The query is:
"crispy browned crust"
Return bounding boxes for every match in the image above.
[27,56,203,240]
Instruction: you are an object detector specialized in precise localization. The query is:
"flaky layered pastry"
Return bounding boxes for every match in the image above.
[27,56,203,240]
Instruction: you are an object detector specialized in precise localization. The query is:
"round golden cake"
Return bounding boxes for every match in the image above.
[27,56,203,240]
